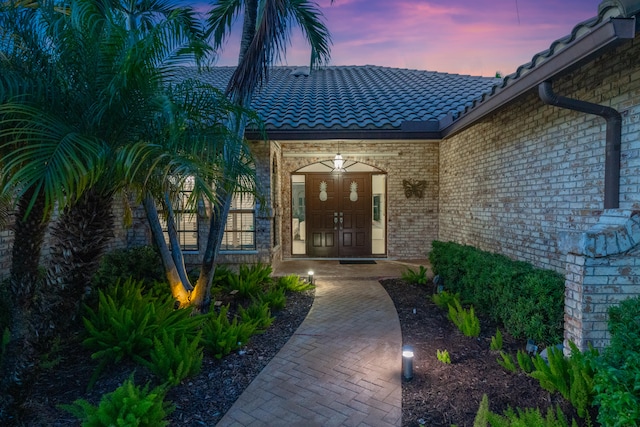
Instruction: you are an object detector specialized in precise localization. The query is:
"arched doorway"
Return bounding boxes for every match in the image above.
[291,160,386,258]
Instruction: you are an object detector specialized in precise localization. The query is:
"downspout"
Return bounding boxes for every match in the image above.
[538,81,622,209]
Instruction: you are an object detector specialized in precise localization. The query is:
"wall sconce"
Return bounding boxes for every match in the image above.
[402,345,414,380]
[333,153,344,171]
[307,270,314,285]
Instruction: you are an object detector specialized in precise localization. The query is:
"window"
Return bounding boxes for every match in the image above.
[161,178,199,251]
[221,192,256,251]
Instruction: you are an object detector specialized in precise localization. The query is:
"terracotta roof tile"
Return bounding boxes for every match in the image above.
[189,66,497,135]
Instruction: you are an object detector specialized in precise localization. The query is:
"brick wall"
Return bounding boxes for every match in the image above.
[438,37,640,273]
[280,140,439,259]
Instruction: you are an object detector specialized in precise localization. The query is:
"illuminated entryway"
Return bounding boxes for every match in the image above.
[291,161,386,257]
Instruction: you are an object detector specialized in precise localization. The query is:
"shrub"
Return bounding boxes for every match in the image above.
[592,296,640,427]
[431,290,460,310]
[239,263,273,287]
[92,246,165,290]
[401,265,429,285]
[490,329,503,351]
[529,342,597,418]
[497,351,517,373]
[261,287,287,310]
[226,272,264,300]
[144,330,203,386]
[201,305,257,359]
[429,241,564,344]
[448,299,481,338]
[239,300,275,332]
[276,274,314,292]
[82,279,204,385]
[516,350,534,374]
[436,349,451,364]
[60,376,173,426]
[473,394,579,427]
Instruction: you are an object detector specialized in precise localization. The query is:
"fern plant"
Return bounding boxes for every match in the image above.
[401,265,429,285]
[201,305,257,359]
[144,330,203,386]
[60,376,173,426]
[82,279,204,386]
[277,274,314,292]
[530,346,570,399]
[516,349,534,373]
[490,328,503,351]
[431,290,460,310]
[448,299,481,337]
[474,394,579,427]
[497,351,517,373]
[239,300,275,332]
[436,349,451,364]
[261,287,287,310]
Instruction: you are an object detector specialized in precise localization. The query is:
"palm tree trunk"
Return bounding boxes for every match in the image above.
[142,193,191,305]
[45,188,115,325]
[239,0,258,64]
[1,186,50,422]
[190,186,233,310]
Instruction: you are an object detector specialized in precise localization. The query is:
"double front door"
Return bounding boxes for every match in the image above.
[305,173,372,257]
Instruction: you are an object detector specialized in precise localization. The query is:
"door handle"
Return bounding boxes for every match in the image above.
[334,216,338,230]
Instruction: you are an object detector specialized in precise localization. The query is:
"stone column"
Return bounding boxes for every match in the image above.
[561,210,640,351]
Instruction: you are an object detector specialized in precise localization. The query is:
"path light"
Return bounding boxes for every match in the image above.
[402,345,414,380]
[307,270,314,285]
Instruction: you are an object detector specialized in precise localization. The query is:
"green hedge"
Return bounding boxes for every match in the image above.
[592,296,640,427]
[429,241,564,344]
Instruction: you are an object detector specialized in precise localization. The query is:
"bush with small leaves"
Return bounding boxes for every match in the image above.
[60,376,173,427]
[92,246,165,291]
[592,296,640,427]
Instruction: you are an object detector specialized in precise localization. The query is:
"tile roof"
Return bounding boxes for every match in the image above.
[188,66,498,139]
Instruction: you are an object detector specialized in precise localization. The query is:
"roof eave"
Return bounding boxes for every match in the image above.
[245,128,442,141]
[440,17,637,138]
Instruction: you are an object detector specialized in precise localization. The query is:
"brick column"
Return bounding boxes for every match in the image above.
[561,210,640,351]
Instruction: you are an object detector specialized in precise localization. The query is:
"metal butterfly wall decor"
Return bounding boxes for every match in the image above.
[402,179,427,199]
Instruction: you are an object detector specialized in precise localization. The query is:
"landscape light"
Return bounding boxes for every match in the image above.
[402,345,414,380]
[308,270,314,285]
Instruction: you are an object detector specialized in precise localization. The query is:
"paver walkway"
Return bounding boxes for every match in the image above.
[217,259,427,427]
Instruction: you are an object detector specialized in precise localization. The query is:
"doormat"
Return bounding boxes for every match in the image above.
[339,260,376,264]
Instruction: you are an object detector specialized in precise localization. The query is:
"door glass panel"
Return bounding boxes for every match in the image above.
[372,174,386,255]
[291,175,306,255]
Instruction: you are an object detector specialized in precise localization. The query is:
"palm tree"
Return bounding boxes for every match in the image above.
[183,0,334,309]
[0,0,215,415]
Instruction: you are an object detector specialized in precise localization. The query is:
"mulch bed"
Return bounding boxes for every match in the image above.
[14,279,596,426]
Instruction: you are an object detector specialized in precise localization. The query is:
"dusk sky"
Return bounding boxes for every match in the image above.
[200,0,603,77]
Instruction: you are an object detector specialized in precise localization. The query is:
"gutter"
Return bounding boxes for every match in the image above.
[538,81,621,209]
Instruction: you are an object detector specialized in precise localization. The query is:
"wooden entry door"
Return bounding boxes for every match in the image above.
[306,173,372,257]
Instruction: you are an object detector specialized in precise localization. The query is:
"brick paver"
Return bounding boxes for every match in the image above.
[216,260,426,426]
